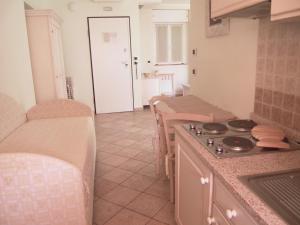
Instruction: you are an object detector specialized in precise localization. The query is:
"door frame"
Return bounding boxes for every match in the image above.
[87,16,135,113]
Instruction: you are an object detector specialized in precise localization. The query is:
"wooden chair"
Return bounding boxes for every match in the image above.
[149,95,170,177]
[159,111,214,203]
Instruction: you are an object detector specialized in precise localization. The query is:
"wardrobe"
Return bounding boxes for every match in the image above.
[26,10,67,103]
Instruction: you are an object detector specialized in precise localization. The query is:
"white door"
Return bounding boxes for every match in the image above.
[89,17,134,114]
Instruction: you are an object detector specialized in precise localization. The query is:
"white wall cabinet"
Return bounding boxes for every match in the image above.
[26,10,67,103]
[211,0,268,18]
[175,136,212,225]
[271,0,300,21]
[175,133,259,225]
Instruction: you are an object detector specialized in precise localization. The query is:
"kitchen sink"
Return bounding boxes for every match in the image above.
[240,169,300,225]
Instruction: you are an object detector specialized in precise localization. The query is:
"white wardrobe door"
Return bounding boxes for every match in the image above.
[50,20,67,99]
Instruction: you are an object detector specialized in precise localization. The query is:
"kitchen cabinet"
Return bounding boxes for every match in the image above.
[175,135,212,225]
[209,204,231,225]
[271,0,300,21]
[211,0,268,18]
[26,10,67,103]
[213,178,258,225]
[175,133,259,225]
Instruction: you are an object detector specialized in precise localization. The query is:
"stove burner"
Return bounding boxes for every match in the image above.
[202,123,228,135]
[227,120,257,132]
[223,136,254,152]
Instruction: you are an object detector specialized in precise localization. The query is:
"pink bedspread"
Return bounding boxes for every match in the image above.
[0,117,96,225]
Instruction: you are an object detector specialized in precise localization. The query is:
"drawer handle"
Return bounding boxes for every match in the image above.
[200,177,209,185]
[226,209,237,219]
[207,217,216,224]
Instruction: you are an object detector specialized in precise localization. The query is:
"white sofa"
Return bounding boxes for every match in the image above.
[0,93,96,225]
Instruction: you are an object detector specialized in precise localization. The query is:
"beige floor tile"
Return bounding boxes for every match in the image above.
[102,168,133,184]
[127,193,167,217]
[154,203,176,225]
[100,155,130,167]
[93,111,173,225]
[94,178,118,197]
[95,142,108,150]
[145,179,170,200]
[118,159,148,172]
[127,133,150,141]
[121,174,156,192]
[102,186,140,206]
[139,164,158,178]
[126,127,143,133]
[93,199,122,225]
[97,144,123,154]
[115,148,142,158]
[98,135,117,143]
[146,219,168,225]
[134,151,156,163]
[104,209,150,225]
[114,138,137,147]
[95,163,115,178]
[96,152,115,162]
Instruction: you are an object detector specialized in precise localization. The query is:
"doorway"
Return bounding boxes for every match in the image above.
[88,17,134,114]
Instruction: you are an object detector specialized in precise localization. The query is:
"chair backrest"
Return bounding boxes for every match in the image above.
[158,73,174,96]
[149,95,170,135]
[159,112,214,156]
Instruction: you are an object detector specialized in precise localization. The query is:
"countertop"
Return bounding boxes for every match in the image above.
[157,95,236,122]
[175,125,300,225]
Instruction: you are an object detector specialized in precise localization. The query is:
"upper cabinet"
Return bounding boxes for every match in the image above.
[211,0,269,18]
[271,0,300,21]
[211,0,300,22]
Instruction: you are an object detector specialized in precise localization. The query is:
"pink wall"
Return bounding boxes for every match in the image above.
[253,18,300,132]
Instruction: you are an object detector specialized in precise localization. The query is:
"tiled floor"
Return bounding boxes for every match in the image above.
[93,110,176,225]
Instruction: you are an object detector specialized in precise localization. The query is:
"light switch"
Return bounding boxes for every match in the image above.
[192,69,197,75]
[192,48,197,56]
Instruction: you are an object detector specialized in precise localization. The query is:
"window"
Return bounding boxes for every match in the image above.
[155,23,186,65]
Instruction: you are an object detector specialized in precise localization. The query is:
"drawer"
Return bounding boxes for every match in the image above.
[209,204,231,225]
[214,178,258,225]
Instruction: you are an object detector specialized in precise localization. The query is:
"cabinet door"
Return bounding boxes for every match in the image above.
[271,0,300,21]
[211,0,267,18]
[176,141,211,225]
[50,20,67,99]
[210,204,231,225]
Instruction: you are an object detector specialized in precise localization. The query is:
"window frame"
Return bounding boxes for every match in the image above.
[154,22,187,66]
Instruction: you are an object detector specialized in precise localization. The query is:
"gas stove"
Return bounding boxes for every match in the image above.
[183,120,300,159]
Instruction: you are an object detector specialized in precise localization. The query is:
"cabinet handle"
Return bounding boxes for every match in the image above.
[207,217,216,224]
[200,177,209,185]
[226,209,237,219]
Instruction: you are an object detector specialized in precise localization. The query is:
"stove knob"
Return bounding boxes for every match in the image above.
[207,138,214,145]
[216,145,224,153]
[196,129,203,136]
[190,124,196,130]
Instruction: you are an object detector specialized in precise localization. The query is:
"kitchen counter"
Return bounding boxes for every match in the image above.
[175,125,300,225]
[157,95,236,122]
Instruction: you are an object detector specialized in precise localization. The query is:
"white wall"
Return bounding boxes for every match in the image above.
[0,0,36,110]
[26,0,141,110]
[189,0,259,118]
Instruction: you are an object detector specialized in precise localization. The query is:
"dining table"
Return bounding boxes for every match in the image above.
[156,95,236,122]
